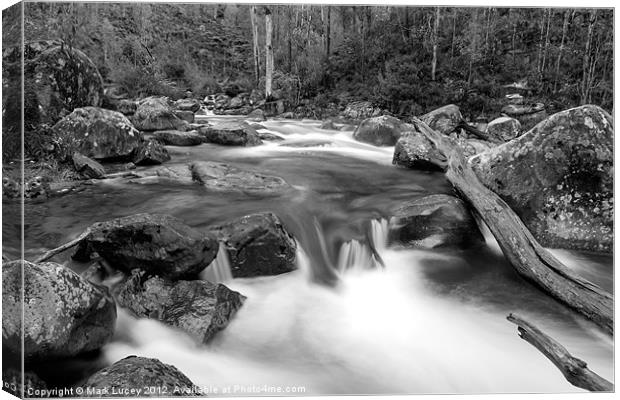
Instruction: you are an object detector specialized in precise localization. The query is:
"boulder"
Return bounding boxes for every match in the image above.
[392,131,447,171]
[84,356,196,396]
[210,212,297,278]
[198,121,262,146]
[117,273,245,343]
[72,152,106,179]
[228,96,244,109]
[501,103,547,131]
[153,130,204,146]
[420,104,463,135]
[388,194,484,249]
[320,120,337,130]
[353,115,414,146]
[173,110,194,123]
[246,108,266,121]
[2,260,116,359]
[4,41,104,125]
[83,214,219,279]
[132,140,171,166]
[470,105,613,253]
[52,107,142,160]
[174,98,201,113]
[133,97,187,131]
[190,161,290,194]
[485,117,522,142]
[341,101,382,120]
[116,99,138,116]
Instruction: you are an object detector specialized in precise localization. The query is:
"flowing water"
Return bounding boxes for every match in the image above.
[3,117,613,394]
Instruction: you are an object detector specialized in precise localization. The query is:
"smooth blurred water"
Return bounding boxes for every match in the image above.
[3,117,613,394]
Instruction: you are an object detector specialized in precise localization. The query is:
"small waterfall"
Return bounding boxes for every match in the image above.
[200,242,234,283]
[337,218,390,272]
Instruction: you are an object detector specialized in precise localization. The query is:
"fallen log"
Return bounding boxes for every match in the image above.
[410,117,613,335]
[34,228,91,263]
[507,313,613,391]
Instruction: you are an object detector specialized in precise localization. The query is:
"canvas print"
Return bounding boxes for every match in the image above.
[1,1,614,398]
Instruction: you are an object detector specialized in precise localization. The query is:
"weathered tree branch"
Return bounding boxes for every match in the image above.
[411,117,613,335]
[34,228,91,263]
[507,313,613,391]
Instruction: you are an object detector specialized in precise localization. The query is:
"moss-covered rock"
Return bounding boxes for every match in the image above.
[392,131,447,171]
[470,105,613,252]
[485,117,522,142]
[132,97,188,131]
[52,107,143,160]
[2,260,116,360]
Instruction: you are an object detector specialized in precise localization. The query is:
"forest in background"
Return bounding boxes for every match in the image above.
[5,3,615,121]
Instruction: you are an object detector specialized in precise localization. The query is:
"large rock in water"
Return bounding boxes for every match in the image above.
[132,97,187,131]
[470,105,613,252]
[82,214,219,279]
[393,131,447,171]
[4,41,104,125]
[2,260,116,359]
[353,115,414,146]
[210,212,297,278]
[52,107,142,160]
[190,161,290,194]
[198,121,262,146]
[153,130,204,146]
[174,98,201,113]
[85,356,196,396]
[132,140,171,165]
[117,273,245,343]
[388,195,484,249]
[420,104,463,135]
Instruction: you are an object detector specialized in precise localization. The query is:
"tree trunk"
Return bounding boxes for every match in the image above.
[581,10,597,104]
[264,7,274,100]
[326,6,331,58]
[553,10,570,92]
[431,7,440,81]
[541,9,552,82]
[507,314,613,391]
[250,6,260,84]
[411,118,613,335]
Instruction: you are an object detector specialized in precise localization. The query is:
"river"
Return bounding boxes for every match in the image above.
[2,117,613,394]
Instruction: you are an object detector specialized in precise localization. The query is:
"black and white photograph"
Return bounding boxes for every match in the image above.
[1,0,615,398]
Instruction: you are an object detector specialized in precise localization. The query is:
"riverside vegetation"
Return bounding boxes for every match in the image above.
[1,2,614,397]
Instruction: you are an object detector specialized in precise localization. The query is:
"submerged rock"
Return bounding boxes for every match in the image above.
[132,140,171,165]
[246,108,266,121]
[470,105,613,253]
[392,131,447,171]
[353,115,414,146]
[133,97,187,131]
[153,130,204,146]
[388,194,484,249]
[210,212,297,278]
[485,117,522,142]
[117,273,245,343]
[83,213,219,279]
[72,152,106,179]
[420,104,463,135]
[2,260,116,359]
[198,121,262,146]
[190,161,290,194]
[173,110,195,123]
[84,356,196,396]
[52,107,142,160]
